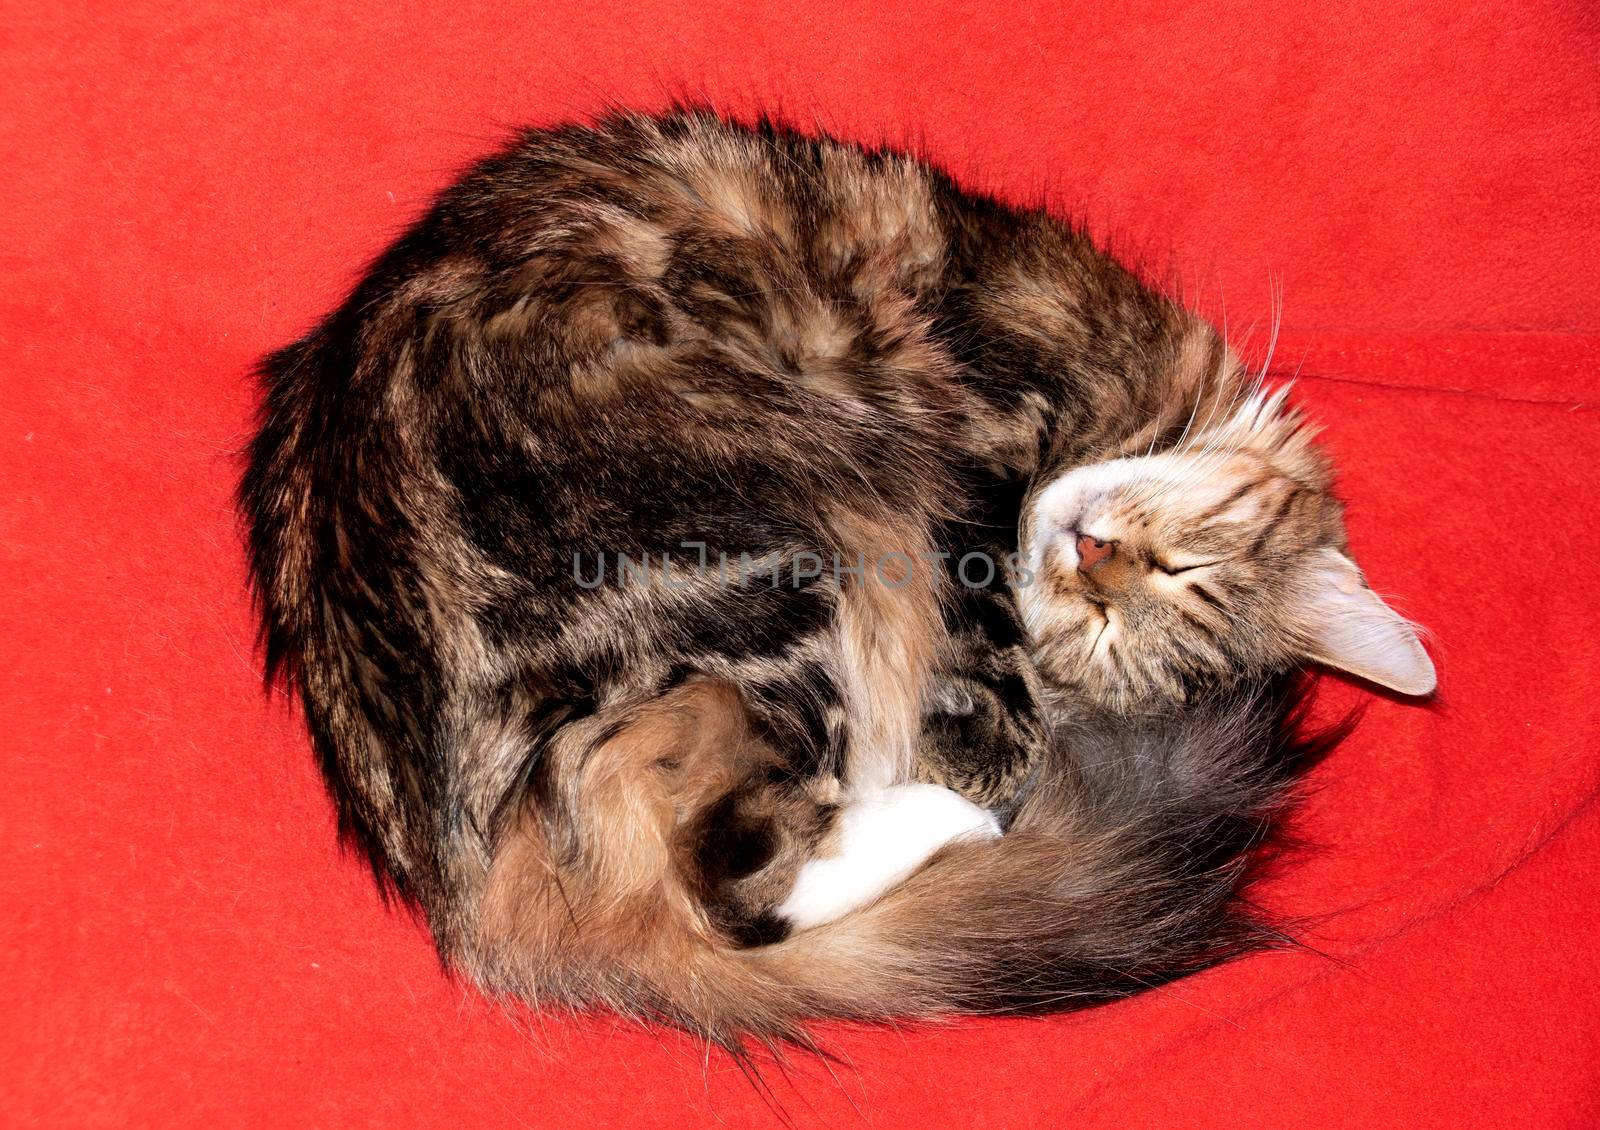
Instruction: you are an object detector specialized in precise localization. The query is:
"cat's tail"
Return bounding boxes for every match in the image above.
[469,674,1340,1049]
[745,679,1339,1027]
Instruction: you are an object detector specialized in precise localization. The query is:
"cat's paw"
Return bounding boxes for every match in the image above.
[775,783,1000,931]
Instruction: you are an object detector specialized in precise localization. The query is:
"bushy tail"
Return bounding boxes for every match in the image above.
[469,675,1343,1048]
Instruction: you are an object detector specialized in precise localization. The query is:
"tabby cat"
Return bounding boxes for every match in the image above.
[241,110,1433,1046]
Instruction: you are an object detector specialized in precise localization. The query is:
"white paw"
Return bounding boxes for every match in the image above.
[775,782,1001,930]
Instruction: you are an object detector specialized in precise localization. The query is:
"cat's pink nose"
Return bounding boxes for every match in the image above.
[1075,532,1116,573]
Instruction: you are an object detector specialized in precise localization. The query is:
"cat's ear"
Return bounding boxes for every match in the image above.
[1296,548,1436,696]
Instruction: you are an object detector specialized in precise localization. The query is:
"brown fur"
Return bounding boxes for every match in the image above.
[240,109,1425,1044]
[473,673,1335,1045]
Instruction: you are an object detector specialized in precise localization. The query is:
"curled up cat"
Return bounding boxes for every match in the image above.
[240,110,1434,1048]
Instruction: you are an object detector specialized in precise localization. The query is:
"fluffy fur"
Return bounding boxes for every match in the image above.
[240,109,1427,1048]
[472,672,1342,1045]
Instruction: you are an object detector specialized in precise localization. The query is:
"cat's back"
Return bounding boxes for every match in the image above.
[268,113,994,569]
[245,113,996,680]
[434,111,950,280]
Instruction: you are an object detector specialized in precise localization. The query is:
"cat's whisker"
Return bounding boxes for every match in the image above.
[1259,272,1283,384]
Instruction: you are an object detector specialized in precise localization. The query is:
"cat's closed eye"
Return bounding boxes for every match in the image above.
[1153,557,1218,576]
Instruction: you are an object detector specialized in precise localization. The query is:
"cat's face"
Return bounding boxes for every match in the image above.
[1019,390,1435,709]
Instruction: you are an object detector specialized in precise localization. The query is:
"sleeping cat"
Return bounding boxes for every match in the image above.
[240,109,1433,1046]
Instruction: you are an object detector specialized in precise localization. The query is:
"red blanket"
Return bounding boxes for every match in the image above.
[5,2,1598,1125]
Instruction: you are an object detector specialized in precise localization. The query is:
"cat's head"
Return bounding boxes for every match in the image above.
[1019,387,1434,709]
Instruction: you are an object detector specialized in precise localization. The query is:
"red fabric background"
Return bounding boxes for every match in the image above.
[4,2,1599,1125]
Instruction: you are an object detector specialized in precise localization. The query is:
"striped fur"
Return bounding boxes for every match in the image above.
[240,109,1425,1045]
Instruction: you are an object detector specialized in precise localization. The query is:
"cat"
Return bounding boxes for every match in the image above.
[240,109,1433,1046]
